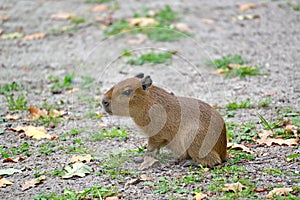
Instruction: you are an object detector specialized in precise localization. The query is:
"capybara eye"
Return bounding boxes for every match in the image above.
[122,89,133,96]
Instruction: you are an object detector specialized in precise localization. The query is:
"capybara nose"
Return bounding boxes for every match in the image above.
[102,99,110,108]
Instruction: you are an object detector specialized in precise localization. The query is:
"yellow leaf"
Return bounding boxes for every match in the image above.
[239,4,258,11]
[5,114,20,120]
[91,4,107,12]
[194,192,207,200]
[66,88,80,94]
[50,13,75,20]
[227,142,254,154]
[222,182,246,192]
[23,32,46,41]
[29,106,48,120]
[0,178,13,188]
[10,126,57,140]
[266,188,293,198]
[70,155,92,163]
[127,18,158,27]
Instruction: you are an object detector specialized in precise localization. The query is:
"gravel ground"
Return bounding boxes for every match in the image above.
[0,0,299,199]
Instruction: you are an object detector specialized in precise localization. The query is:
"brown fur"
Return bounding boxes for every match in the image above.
[102,75,227,167]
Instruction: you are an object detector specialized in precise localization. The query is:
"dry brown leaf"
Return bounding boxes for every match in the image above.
[50,13,75,20]
[138,156,159,170]
[222,182,246,192]
[23,32,46,41]
[170,23,192,33]
[140,174,153,181]
[284,124,298,136]
[105,197,119,200]
[0,15,11,21]
[127,18,158,27]
[48,109,65,118]
[21,175,46,191]
[29,106,48,120]
[239,4,258,11]
[91,4,107,12]
[70,155,92,163]
[256,137,299,147]
[227,142,254,154]
[202,18,215,25]
[10,126,57,140]
[0,178,13,188]
[125,178,140,186]
[3,157,25,163]
[194,192,208,200]
[266,188,293,198]
[66,88,80,94]
[127,34,147,44]
[253,187,268,192]
[211,68,229,75]
[5,114,20,120]
[234,14,260,21]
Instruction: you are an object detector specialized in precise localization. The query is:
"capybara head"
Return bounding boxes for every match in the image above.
[102,73,152,116]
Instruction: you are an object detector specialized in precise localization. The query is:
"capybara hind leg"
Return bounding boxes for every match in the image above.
[190,150,222,167]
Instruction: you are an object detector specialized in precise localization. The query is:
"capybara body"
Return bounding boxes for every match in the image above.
[102,74,227,167]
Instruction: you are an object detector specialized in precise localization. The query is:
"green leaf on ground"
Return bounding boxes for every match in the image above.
[0,168,22,175]
[62,162,93,179]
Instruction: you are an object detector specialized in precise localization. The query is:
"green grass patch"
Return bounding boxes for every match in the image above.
[35,186,117,200]
[5,94,27,110]
[39,142,57,155]
[71,17,86,25]
[90,128,129,141]
[105,5,189,41]
[97,152,132,179]
[48,73,75,90]
[0,142,32,158]
[127,51,172,65]
[206,54,266,78]
[0,82,20,95]
[225,98,253,110]
[226,122,257,143]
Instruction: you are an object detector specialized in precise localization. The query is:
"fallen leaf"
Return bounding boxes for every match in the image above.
[125,178,140,186]
[105,197,119,200]
[228,63,255,70]
[227,142,254,154]
[3,157,25,163]
[253,187,268,192]
[0,178,13,188]
[266,188,293,198]
[91,4,107,12]
[21,175,46,191]
[138,156,159,170]
[284,124,298,136]
[140,174,153,181]
[29,106,48,120]
[210,68,229,75]
[1,32,22,40]
[127,34,147,44]
[0,168,22,175]
[199,167,210,173]
[23,32,46,41]
[66,88,80,94]
[194,192,208,200]
[170,23,192,33]
[10,126,57,140]
[222,182,246,192]
[50,13,75,20]
[70,155,92,163]
[62,162,93,179]
[202,18,215,24]
[127,18,158,27]
[239,4,258,11]
[255,137,299,147]
[48,109,65,118]
[5,114,20,120]
[0,14,11,21]
[234,14,260,21]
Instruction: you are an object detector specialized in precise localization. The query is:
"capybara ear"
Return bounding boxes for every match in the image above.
[135,73,144,79]
[141,76,152,91]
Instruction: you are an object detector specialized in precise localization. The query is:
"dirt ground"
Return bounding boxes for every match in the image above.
[0,0,299,199]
